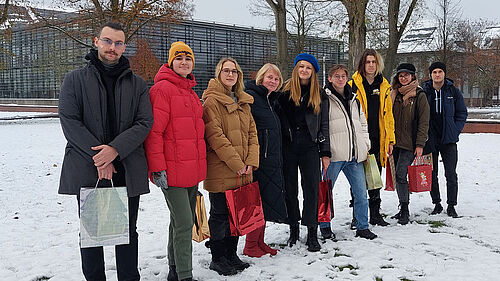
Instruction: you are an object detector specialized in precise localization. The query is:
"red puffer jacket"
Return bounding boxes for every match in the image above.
[144,64,206,187]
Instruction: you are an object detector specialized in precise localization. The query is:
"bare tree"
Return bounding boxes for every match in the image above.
[1,0,10,25]
[434,0,461,64]
[313,0,369,72]
[250,0,290,80]
[287,0,332,54]
[33,0,192,46]
[454,20,500,106]
[383,0,420,78]
[263,0,290,79]
[252,0,333,78]
[338,0,368,72]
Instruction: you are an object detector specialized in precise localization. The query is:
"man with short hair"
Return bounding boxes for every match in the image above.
[58,22,153,280]
[422,62,467,218]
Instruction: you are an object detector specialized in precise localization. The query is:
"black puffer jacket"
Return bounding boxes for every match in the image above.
[276,86,331,158]
[245,80,287,223]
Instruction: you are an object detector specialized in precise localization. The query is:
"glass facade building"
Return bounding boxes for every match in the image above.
[0,15,345,98]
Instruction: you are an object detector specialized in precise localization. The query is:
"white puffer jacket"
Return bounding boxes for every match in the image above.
[325,84,370,163]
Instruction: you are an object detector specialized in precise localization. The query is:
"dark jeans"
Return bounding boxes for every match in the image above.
[430,143,459,206]
[393,147,415,204]
[282,129,320,227]
[208,192,231,242]
[77,195,140,281]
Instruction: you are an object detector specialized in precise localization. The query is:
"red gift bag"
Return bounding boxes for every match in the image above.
[225,176,265,236]
[318,170,334,222]
[385,155,396,191]
[408,156,433,192]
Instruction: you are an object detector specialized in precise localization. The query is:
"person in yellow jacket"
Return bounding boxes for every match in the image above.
[348,49,395,228]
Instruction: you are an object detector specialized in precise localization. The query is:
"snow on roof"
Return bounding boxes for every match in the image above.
[398,21,441,53]
[481,26,500,48]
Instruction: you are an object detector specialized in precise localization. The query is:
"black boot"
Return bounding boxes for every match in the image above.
[350,209,357,230]
[287,224,299,247]
[355,229,377,240]
[319,226,335,240]
[397,203,410,225]
[447,205,458,218]
[369,198,389,226]
[209,239,237,276]
[391,209,401,220]
[167,265,178,281]
[431,203,443,215]
[305,226,321,252]
[225,236,250,271]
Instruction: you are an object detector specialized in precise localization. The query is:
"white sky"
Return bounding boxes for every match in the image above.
[192,0,500,29]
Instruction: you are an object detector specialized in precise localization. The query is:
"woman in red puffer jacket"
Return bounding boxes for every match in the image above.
[144,41,206,281]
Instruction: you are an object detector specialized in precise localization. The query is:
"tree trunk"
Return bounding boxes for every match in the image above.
[267,0,290,80]
[342,0,368,73]
[1,0,10,25]
[384,0,399,79]
[384,0,419,79]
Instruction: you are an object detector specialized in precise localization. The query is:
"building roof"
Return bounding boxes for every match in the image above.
[398,21,441,53]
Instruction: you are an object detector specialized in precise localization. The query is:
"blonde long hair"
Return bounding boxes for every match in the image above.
[282,63,321,114]
[214,57,244,95]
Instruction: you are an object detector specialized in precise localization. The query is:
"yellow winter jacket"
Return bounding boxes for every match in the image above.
[348,71,395,167]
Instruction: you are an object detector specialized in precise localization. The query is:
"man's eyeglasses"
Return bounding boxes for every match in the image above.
[221,68,239,76]
[99,38,125,49]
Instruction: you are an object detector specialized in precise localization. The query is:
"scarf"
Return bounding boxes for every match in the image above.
[398,79,418,105]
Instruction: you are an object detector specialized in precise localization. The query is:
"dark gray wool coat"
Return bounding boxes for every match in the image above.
[58,59,153,197]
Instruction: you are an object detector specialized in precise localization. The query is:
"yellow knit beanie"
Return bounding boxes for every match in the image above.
[168,41,195,67]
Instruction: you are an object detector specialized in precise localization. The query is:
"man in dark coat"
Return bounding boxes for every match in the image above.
[58,22,153,280]
[422,62,468,218]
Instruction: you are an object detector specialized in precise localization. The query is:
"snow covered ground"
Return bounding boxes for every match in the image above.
[1,118,500,281]
[0,112,57,119]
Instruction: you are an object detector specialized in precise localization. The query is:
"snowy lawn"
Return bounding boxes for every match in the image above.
[1,118,499,281]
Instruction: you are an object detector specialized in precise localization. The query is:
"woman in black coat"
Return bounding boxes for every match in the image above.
[244,63,287,258]
[276,53,331,252]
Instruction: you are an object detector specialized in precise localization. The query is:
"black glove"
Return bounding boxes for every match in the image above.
[152,170,168,190]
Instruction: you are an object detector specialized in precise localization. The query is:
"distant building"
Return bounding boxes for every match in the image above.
[0,6,345,99]
[394,23,500,106]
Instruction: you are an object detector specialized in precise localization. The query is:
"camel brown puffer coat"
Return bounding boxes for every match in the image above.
[202,79,259,193]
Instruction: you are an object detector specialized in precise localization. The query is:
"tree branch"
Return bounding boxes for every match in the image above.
[47,24,93,48]
[397,0,418,39]
[265,0,278,12]
[1,0,9,25]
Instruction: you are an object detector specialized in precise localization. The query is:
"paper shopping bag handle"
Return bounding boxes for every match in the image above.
[93,179,115,189]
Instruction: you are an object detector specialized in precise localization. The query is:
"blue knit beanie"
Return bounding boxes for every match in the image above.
[294,53,320,73]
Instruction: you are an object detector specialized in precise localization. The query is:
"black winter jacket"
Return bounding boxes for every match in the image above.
[58,55,154,197]
[276,86,331,158]
[246,80,288,223]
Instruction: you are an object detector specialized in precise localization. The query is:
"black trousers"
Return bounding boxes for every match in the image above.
[208,192,231,242]
[282,130,320,227]
[430,143,459,206]
[77,194,140,281]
